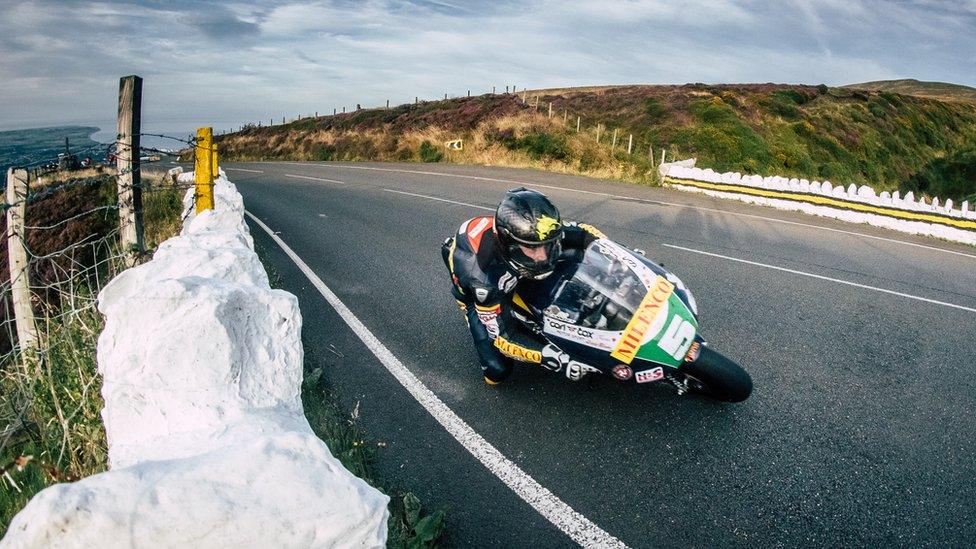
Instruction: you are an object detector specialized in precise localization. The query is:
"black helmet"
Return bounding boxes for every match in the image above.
[494,188,563,279]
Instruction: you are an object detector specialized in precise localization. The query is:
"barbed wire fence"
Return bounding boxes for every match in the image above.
[0,75,215,504]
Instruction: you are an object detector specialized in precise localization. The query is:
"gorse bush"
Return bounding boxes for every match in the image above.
[514,132,570,161]
[418,140,443,163]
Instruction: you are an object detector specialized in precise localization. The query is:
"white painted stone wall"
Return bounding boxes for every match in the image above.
[1,172,389,548]
[660,162,976,246]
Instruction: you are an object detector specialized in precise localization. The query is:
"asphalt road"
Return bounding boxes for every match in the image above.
[222,160,976,547]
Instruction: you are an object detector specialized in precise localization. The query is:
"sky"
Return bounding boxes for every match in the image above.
[1,0,974,137]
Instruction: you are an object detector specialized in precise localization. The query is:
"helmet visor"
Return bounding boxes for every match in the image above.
[506,238,562,276]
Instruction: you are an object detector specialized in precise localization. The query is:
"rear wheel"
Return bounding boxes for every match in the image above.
[680,346,752,402]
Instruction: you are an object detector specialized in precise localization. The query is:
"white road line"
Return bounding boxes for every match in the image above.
[284,173,347,184]
[225,167,264,173]
[317,163,976,260]
[245,211,627,549]
[662,243,976,314]
[383,188,494,211]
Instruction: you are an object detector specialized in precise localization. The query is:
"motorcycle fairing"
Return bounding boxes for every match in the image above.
[542,239,699,370]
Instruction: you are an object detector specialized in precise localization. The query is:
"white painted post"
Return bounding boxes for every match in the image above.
[627,134,633,154]
[660,149,666,165]
[611,128,618,150]
[5,168,37,357]
[548,102,552,119]
[576,116,580,132]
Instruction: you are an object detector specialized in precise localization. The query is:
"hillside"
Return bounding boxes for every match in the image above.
[844,79,976,104]
[214,84,976,202]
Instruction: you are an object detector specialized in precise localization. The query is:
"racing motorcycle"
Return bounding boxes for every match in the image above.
[514,239,753,402]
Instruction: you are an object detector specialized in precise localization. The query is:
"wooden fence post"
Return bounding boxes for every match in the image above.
[5,168,37,357]
[648,144,654,163]
[611,128,618,150]
[116,75,144,266]
[627,134,633,154]
[576,116,580,132]
[195,127,215,213]
[596,124,601,143]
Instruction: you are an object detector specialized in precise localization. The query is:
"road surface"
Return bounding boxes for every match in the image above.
[223,160,976,547]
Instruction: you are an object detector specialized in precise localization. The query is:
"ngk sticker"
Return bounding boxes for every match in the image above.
[635,367,664,384]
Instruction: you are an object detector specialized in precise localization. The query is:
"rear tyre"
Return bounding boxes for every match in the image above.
[681,346,752,402]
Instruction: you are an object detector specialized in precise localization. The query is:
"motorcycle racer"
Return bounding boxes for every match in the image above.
[441,187,606,385]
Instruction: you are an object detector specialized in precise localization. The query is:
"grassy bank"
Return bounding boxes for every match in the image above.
[214,83,976,203]
[254,240,445,547]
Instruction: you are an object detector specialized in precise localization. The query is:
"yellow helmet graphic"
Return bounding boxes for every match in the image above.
[536,215,560,240]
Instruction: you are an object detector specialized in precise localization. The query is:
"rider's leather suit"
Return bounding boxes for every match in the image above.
[441,215,604,382]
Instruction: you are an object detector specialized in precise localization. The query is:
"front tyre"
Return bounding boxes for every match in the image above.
[681,346,752,402]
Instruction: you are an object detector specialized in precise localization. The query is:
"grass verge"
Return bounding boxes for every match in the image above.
[253,238,446,548]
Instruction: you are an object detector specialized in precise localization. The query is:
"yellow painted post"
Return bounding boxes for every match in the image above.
[195,127,214,212]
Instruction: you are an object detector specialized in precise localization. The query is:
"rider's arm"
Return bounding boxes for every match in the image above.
[562,222,606,252]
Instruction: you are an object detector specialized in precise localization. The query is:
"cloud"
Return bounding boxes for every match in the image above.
[0,0,973,132]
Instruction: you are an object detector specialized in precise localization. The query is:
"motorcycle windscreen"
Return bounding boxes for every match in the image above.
[544,240,698,368]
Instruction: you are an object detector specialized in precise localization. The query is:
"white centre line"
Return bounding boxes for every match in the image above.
[663,243,976,314]
[245,211,627,549]
[225,167,264,173]
[284,173,346,184]
[319,163,976,260]
[383,188,493,211]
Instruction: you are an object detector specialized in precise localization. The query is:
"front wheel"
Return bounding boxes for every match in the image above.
[680,346,752,402]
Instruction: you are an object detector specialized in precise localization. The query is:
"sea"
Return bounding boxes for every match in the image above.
[0,121,238,182]
[0,126,104,177]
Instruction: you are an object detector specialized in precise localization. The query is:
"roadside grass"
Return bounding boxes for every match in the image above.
[253,239,446,548]
[0,172,185,538]
[214,83,976,201]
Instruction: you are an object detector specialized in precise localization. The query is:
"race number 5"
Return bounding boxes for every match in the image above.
[658,316,695,360]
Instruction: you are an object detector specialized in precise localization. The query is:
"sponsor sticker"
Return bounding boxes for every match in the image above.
[610,276,675,364]
[543,318,617,351]
[635,367,664,384]
[475,303,500,337]
[494,336,542,363]
[612,364,633,381]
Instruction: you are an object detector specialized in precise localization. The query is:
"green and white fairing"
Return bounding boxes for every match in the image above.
[542,239,699,373]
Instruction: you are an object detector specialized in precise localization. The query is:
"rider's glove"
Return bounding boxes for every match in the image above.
[541,344,595,381]
[565,360,592,381]
[540,343,570,373]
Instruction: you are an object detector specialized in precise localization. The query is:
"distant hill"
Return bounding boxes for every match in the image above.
[843,79,976,104]
[214,83,976,202]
